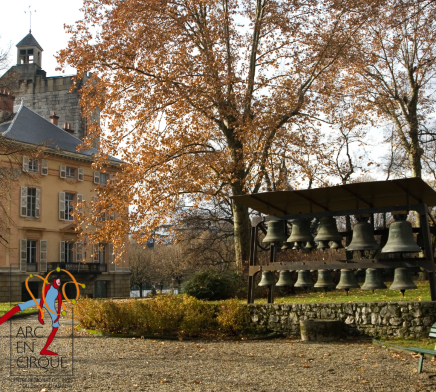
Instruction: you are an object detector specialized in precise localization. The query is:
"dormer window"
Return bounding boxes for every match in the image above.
[20,49,34,64]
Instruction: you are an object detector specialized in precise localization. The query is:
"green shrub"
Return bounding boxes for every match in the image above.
[74,296,255,337]
[216,298,251,335]
[182,269,243,300]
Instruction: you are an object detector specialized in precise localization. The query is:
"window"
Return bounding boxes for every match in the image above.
[66,167,76,179]
[28,159,39,173]
[94,171,110,185]
[26,240,37,263]
[65,193,75,221]
[64,242,75,263]
[20,187,40,218]
[94,243,106,264]
[19,49,34,64]
[59,192,82,221]
[26,188,37,217]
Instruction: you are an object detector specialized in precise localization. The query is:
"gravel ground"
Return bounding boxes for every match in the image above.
[1,315,436,391]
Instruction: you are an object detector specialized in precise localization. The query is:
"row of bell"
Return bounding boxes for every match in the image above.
[263,214,421,253]
[258,268,417,295]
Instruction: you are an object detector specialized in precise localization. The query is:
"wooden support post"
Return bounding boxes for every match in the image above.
[247,225,258,304]
[420,208,436,301]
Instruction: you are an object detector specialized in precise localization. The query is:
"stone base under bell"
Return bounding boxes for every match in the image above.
[300,319,344,342]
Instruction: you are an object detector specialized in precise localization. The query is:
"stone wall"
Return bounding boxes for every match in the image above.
[249,302,436,339]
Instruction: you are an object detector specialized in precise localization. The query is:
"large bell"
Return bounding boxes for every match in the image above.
[361,269,387,292]
[336,269,360,295]
[294,270,314,288]
[314,217,343,244]
[258,271,276,287]
[389,267,417,296]
[314,270,335,290]
[276,270,294,287]
[287,219,313,243]
[381,214,421,253]
[347,216,380,251]
[263,220,288,243]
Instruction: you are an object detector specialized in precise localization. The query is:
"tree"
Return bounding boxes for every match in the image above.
[343,0,436,179]
[58,0,381,269]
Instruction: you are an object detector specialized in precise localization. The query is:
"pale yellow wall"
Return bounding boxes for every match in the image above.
[0,151,129,269]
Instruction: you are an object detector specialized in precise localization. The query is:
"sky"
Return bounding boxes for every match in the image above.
[0,0,85,76]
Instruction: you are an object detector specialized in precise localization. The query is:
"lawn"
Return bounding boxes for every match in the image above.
[0,303,39,316]
[253,281,431,304]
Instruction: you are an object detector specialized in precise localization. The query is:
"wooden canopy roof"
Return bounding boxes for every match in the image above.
[231,178,436,216]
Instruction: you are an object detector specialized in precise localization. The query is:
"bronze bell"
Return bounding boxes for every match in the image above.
[389,267,417,296]
[347,216,380,251]
[294,270,314,288]
[276,270,294,287]
[381,214,421,253]
[314,270,335,290]
[314,217,343,245]
[263,220,288,243]
[258,271,276,287]
[316,240,330,250]
[287,219,313,243]
[330,240,344,249]
[336,269,360,295]
[281,241,293,250]
[304,241,315,250]
[361,268,387,292]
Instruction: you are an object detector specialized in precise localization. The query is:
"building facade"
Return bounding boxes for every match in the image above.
[0,85,130,302]
[0,32,96,141]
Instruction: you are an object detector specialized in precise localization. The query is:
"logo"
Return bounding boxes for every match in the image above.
[1,268,84,388]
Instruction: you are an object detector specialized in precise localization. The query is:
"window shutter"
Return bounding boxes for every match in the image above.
[59,165,66,178]
[92,244,99,262]
[35,188,40,218]
[22,156,29,172]
[109,174,114,185]
[40,240,47,272]
[109,243,116,272]
[20,239,27,272]
[76,242,83,262]
[94,171,100,184]
[109,210,115,220]
[41,159,48,176]
[78,168,84,181]
[20,187,28,217]
[60,241,65,262]
[59,192,65,220]
[77,194,83,214]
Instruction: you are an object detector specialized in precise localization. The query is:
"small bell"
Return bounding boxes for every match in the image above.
[381,214,421,253]
[294,270,314,288]
[258,271,276,287]
[314,270,335,291]
[347,216,380,251]
[317,240,330,250]
[336,269,360,295]
[287,219,313,243]
[263,220,288,243]
[281,241,293,250]
[330,240,344,249]
[361,269,387,293]
[292,242,302,250]
[304,241,315,250]
[389,268,417,296]
[314,217,343,245]
[276,270,294,287]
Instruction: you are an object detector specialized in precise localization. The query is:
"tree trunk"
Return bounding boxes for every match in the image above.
[232,200,251,273]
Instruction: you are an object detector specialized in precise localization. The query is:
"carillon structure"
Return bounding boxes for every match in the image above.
[231,178,436,303]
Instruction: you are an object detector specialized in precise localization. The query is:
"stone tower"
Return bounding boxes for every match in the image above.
[0,32,98,141]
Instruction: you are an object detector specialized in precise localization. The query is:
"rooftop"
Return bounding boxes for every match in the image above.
[231,178,436,215]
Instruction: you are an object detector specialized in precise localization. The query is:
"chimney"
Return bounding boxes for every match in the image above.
[50,112,59,126]
[0,89,15,113]
[63,123,74,135]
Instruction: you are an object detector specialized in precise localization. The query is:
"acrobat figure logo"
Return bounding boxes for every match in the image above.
[0,267,84,356]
